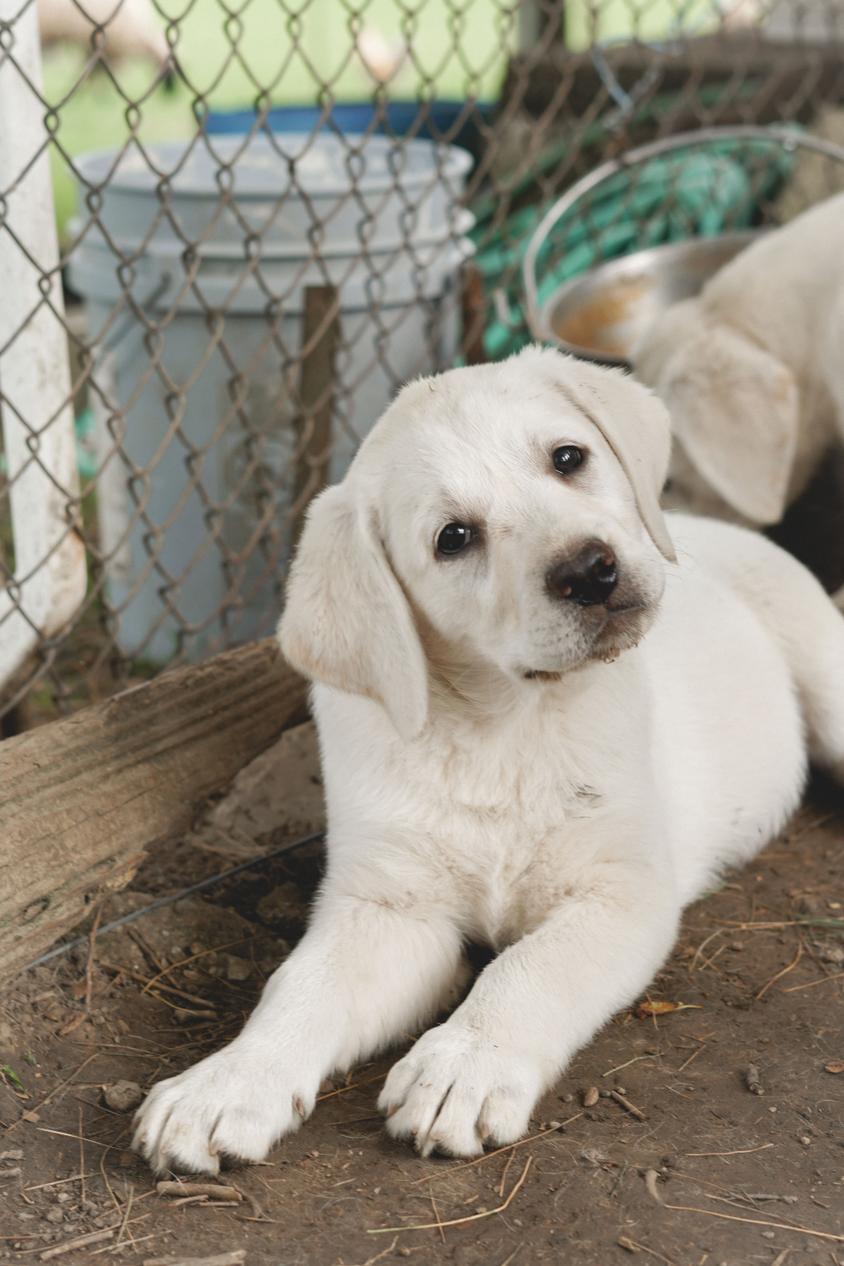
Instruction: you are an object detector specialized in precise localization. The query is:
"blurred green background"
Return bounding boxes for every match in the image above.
[45,0,719,238]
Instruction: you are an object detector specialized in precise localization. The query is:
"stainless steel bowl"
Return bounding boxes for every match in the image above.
[542,231,763,367]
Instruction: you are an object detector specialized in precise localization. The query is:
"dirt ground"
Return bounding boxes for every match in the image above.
[1,717,843,1266]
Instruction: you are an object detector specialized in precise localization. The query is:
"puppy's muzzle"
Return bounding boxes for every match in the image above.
[545,542,618,607]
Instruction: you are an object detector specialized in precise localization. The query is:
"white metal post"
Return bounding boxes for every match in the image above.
[0,0,86,689]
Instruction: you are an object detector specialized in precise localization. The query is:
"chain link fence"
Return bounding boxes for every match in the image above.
[1,0,844,731]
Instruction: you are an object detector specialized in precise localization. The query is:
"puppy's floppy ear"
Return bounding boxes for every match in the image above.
[278,483,428,741]
[647,324,798,526]
[528,347,676,563]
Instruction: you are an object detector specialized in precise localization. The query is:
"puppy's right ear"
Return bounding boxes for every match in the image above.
[278,484,428,741]
[638,321,799,526]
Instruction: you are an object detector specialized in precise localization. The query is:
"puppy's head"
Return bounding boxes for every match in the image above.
[279,346,675,739]
[635,299,799,526]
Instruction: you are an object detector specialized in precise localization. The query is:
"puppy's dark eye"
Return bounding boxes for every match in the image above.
[436,523,473,556]
[553,445,585,475]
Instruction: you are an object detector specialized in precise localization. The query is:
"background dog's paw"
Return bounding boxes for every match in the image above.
[378,1023,541,1158]
[132,1047,317,1175]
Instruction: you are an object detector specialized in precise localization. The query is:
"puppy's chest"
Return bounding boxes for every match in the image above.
[410,744,602,945]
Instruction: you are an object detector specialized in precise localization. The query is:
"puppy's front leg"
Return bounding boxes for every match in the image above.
[380,859,679,1157]
[134,889,463,1174]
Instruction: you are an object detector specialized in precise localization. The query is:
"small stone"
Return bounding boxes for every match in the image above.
[559,1092,574,1104]
[745,1064,764,1096]
[580,1147,607,1165]
[56,1193,71,1204]
[0,1150,22,1162]
[761,1230,775,1240]
[583,1087,599,1108]
[224,955,252,983]
[103,1080,143,1113]
[825,1061,844,1075]
[798,1135,812,1146]
[45,1209,64,1225]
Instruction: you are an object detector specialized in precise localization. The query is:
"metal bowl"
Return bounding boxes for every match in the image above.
[542,231,763,368]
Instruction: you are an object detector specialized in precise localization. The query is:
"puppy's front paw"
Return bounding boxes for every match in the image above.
[133,1044,317,1175]
[378,1023,543,1158]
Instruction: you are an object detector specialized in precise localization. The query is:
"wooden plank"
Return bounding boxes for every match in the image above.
[292,284,340,544]
[0,638,308,980]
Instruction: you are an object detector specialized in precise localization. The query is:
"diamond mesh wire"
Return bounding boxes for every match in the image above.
[1,0,843,730]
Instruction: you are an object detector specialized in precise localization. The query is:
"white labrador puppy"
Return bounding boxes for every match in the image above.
[633,195,844,556]
[134,347,844,1174]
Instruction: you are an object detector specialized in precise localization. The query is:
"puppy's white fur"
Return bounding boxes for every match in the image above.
[634,194,844,598]
[134,347,844,1174]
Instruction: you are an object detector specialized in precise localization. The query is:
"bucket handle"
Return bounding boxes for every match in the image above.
[522,124,844,344]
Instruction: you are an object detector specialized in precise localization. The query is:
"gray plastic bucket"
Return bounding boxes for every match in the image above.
[69,134,473,664]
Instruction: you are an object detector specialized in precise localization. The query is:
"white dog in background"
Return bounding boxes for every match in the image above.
[134,347,844,1174]
[633,194,844,609]
[634,193,844,527]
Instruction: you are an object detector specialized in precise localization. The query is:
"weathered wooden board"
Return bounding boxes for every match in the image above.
[0,639,308,981]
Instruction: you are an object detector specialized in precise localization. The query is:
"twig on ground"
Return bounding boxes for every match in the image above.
[370,1156,533,1234]
[686,1143,773,1158]
[40,1229,116,1260]
[350,1237,398,1266]
[116,1184,135,1249]
[610,1090,646,1121]
[663,1201,844,1242]
[78,1107,86,1210]
[755,943,803,1000]
[84,902,104,1013]
[23,1173,93,1193]
[316,1072,386,1102]
[602,1054,656,1079]
[497,1151,515,1198]
[676,1044,706,1073]
[143,1253,247,1266]
[409,1112,583,1185]
[156,1181,242,1203]
[644,1169,663,1204]
[430,1193,446,1244]
[99,961,215,1010]
[36,1126,112,1149]
[617,1236,678,1265]
[141,940,254,996]
[783,969,844,993]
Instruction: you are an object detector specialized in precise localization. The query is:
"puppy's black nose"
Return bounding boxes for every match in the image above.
[546,543,618,606]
